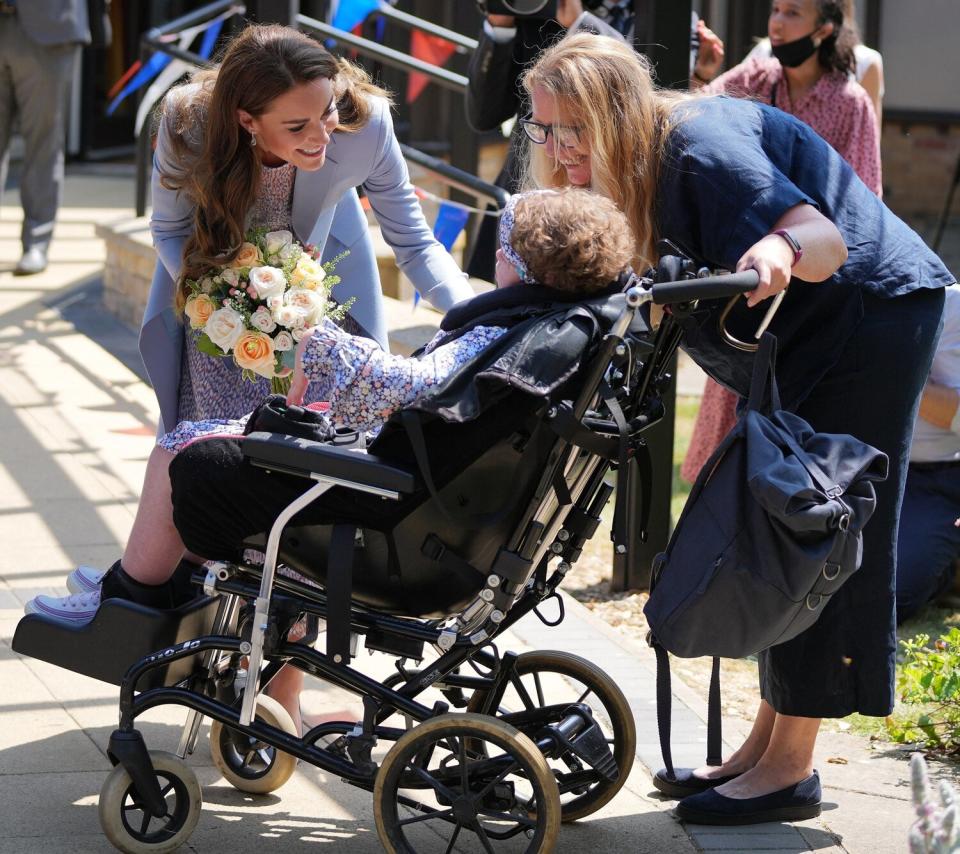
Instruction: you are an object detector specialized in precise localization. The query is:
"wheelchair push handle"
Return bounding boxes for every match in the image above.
[650,270,760,305]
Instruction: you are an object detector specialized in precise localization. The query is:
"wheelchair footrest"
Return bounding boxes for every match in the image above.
[12,595,220,689]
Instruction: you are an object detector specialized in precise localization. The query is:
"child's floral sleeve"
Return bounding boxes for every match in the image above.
[302,319,507,432]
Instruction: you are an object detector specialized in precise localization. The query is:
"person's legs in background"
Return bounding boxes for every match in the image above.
[5,17,75,275]
[896,463,960,622]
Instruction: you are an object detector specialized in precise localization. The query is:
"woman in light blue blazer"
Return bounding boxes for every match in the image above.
[143,24,474,433]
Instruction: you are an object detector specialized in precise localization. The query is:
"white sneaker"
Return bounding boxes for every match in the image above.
[66,565,105,594]
[24,589,102,625]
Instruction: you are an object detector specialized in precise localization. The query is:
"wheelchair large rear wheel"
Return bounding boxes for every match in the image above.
[98,749,202,853]
[374,712,561,853]
[209,694,298,794]
[467,650,635,821]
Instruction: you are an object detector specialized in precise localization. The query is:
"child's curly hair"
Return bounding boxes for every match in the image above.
[508,188,635,293]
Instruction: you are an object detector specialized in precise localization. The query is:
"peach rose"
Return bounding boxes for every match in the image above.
[183,293,216,329]
[233,330,276,378]
[227,241,263,270]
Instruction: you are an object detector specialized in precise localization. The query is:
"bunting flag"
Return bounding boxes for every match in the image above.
[331,0,382,32]
[432,202,470,252]
[133,20,225,136]
[107,11,229,117]
[406,30,457,104]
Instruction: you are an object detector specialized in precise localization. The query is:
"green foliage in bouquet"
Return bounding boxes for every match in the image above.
[887,628,960,754]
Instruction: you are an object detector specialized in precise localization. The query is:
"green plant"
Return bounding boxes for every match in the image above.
[909,752,959,853]
[888,628,960,753]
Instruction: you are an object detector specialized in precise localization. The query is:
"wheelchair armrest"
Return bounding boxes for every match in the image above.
[242,432,416,495]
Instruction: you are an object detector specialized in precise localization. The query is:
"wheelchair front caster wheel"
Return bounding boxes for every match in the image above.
[209,694,298,794]
[374,712,561,853]
[98,749,202,853]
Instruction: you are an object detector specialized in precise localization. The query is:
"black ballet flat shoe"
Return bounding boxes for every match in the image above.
[674,771,822,826]
[652,767,738,798]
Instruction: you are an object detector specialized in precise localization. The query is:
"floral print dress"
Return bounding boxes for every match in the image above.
[176,162,363,424]
[159,320,507,453]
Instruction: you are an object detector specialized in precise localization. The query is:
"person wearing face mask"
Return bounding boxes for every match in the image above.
[521,32,951,825]
[745,0,884,129]
[681,0,881,487]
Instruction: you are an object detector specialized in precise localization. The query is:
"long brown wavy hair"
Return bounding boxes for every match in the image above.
[521,34,691,273]
[159,24,389,311]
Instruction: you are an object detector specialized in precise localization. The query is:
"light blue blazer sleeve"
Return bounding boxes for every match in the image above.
[140,93,472,434]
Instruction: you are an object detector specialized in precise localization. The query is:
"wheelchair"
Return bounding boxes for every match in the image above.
[13,261,759,853]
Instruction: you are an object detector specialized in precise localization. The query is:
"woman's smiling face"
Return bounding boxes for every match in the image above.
[237,78,339,171]
[530,85,593,187]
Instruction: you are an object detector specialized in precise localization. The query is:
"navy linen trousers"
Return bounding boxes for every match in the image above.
[758,286,945,718]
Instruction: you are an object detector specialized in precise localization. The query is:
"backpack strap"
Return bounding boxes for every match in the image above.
[652,641,726,778]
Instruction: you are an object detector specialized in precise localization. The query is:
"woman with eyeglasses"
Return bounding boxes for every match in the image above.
[520,32,952,826]
[682,0,882,486]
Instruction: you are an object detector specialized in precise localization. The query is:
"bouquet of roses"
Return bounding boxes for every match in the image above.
[182,228,353,394]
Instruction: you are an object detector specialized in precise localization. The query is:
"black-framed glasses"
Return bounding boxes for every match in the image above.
[519,114,582,148]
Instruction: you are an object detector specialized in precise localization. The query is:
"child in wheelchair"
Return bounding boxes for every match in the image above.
[24,186,636,731]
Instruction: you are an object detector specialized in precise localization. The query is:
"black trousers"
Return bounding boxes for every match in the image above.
[758,287,945,718]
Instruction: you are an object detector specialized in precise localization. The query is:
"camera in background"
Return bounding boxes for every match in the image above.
[478,0,606,21]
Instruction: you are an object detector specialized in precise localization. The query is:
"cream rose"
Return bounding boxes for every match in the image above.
[227,241,263,270]
[233,330,276,378]
[248,265,287,301]
[285,287,326,325]
[290,254,326,289]
[272,303,308,329]
[204,306,245,353]
[273,330,295,351]
[183,293,216,329]
[249,306,277,333]
[264,230,294,256]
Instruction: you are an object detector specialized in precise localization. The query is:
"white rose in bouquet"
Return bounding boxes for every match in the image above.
[249,306,277,334]
[205,306,245,353]
[292,326,307,342]
[264,229,294,256]
[248,266,286,301]
[273,303,308,329]
[221,267,240,287]
[285,287,326,325]
[273,330,295,351]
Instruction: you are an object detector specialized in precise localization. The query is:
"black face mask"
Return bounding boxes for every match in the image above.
[771,32,819,68]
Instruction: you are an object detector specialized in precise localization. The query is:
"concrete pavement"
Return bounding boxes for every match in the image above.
[0,164,938,852]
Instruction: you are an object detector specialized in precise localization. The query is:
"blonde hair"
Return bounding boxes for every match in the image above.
[158,24,390,312]
[521,33,691,272]
[508,188,635,293]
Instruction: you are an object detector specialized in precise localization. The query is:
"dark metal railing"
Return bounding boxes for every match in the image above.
[296,13,469,94]
[134,1,501,234]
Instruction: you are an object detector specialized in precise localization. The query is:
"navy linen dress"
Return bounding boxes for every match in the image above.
[658,97,954,717]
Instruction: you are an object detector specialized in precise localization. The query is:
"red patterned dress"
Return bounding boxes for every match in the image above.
[680,57,881,484]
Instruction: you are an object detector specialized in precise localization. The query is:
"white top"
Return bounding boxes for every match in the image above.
[910,284,960,463]
[746,39,884,96]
